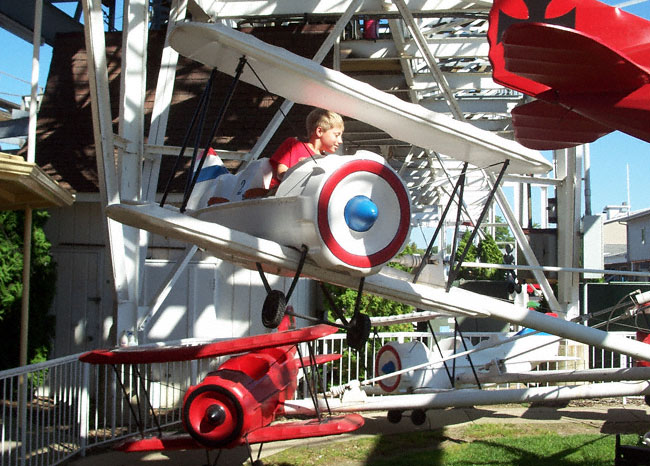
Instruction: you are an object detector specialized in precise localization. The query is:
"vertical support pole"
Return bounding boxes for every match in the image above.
[556,147,581,320]
[79,362,90,456]
[19,209,32,368]
[489,172,562,313]
[81,0,130,343]
[584,144,592,216]
[540,185,548,229]
[118,0,150,337]
[143,0,188,200]
[21,0,41,368]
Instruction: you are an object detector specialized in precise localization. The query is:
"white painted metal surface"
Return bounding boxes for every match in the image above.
[93,201,650,363]
[168,21,551,175]
[285,381,650,414]
[190,0,492,18]
[198,151,411,275]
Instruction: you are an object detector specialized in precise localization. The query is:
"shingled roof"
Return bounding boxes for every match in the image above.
[33,24,334,193]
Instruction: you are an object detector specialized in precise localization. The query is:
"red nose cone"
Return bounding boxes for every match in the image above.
[183,385,243,448]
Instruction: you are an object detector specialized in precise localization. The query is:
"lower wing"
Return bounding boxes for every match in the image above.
[115,414,364,451]
[102,202,650,363]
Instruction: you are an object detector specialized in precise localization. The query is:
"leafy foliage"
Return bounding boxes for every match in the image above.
[0,210,56,369]
[477,233,506,280]
[455,229,504,281]
[493,214,514,244]
[321,243,422,334]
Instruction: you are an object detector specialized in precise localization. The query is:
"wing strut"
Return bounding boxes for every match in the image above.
[446,160,510,291]
[413,162,468,284]
[159,56,247,211]
[159,67,217,207]
[111,363,163,438]
[427,321,454,386]
[452,319,482,389]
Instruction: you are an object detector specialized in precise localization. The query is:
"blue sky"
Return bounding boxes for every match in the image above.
[1,1,649,220]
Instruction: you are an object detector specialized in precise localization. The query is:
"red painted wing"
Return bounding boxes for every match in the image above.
[79,324,337,365]
[299,353,342,367]
[245,414,365,444]
[488,0,650,96]
[115,434,201,452]
[114,414,364,451]
[501,23,649,95]
[510,99,612,150]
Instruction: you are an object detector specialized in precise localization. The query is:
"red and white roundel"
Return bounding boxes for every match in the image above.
[376,344,402,393]
[317,159,410,269]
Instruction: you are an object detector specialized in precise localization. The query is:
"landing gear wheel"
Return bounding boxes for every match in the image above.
[252,461,264,466]
[347,313,371,351]
[262,290,286,329]
[387,410,403,424]
[411,409,426,426]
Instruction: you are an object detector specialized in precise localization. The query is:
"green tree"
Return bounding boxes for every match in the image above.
[455,229,504,281]
[493,215,513,244]
[321,243,422,333]
[0,210,56,369]
[476,233,505,280]
[454,230,477,280]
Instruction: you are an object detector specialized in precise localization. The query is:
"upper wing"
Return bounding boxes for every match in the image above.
[510,99,612,150]
[79,323,337,365]
[169,22,551,175]
[501,23,649,96]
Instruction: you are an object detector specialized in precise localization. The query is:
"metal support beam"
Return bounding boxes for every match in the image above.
[387,18,419,103]
[118,0,150,335]
[143,0,188,200]
[489,172,562,313]
[392,0,464,120]
[556,147,582,320]
[81,0,130,343]
[138,245,199,335]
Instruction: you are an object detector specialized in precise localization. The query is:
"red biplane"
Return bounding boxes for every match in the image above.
[79,315,363,464]
[488,0,650,150]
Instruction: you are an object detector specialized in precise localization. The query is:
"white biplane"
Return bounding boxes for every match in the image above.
[102,18,650,369]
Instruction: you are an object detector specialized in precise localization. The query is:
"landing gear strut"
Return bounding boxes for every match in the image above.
[347,313,371,352]
[257,250,372,350]
[256,245,308,329]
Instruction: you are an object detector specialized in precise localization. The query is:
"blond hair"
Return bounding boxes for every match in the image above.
[306,108,344,137]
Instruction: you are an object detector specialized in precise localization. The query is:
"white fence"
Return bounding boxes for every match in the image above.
[0,331,637,466]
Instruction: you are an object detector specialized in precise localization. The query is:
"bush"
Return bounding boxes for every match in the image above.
[0,210,56,370]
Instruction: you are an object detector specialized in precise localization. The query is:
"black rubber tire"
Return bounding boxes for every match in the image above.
[411,409,427,426]
[387,410,403,424]
[262,290,287,328]
[347,313,371,351]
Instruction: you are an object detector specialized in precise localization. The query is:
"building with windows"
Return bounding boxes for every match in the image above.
[603,207,650,281]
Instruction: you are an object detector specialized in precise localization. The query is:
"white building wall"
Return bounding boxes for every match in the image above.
[45,200,316,357]
[627,215,650,264]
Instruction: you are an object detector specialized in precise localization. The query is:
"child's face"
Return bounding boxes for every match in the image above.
[317,125,344,154]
